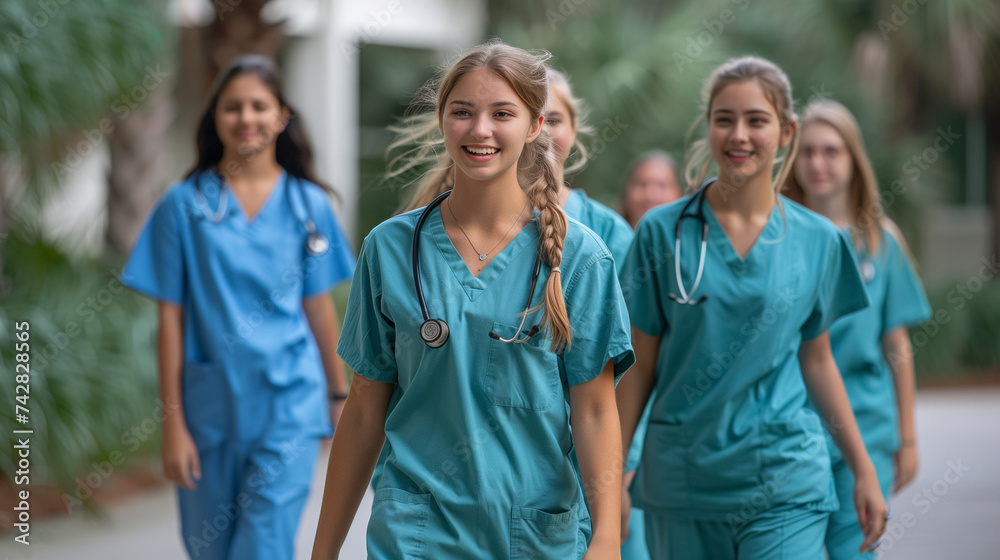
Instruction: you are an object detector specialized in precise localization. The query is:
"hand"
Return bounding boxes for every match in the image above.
[853,467,889,554]
[621,471,636,545]
[583,536,621,560]
[893,445,919,493]
[162,421,201,490]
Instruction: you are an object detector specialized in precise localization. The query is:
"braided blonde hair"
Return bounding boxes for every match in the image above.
[390,40,572,351]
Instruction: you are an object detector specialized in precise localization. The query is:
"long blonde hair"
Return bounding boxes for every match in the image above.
[546,67,594,176]
[785,100,884,253]
[389,40,572,351]
[683,57,800,196]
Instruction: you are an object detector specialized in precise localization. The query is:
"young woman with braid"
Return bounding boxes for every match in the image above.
[311,41,634,560]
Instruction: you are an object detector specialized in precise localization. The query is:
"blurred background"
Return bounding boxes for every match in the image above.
[0,0,998,558]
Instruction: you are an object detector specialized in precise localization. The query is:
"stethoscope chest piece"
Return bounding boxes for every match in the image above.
[859,258,876,283]
[306,229,329,256]
[420,319,449,348]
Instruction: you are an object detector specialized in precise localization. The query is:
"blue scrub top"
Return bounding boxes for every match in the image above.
[620,195,870,519]
[561,188,649,472]
[823,227,931,458]
[338,206,634,557]
[121,170,356,447]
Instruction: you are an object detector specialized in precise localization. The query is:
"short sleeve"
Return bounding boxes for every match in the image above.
[120,194,184,304]
[802,233,871,340]
[604,219,635,268]
[881,234,931,333]
[336,235,398,384]
[620,218,668,337]
[303,194,357,297]
[561,253,635,387]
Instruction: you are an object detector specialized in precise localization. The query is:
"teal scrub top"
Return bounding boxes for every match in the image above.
[822,227,931,459]
[338,206,634,558]
[620,194,870,519]
[560,188,649,472]
[563,188,634,266]
[121,170,356,447]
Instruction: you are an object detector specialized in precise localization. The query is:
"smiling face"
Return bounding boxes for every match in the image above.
[543,87,577,166]
[794,121,853,201]
[440,68,543,185]
[213,73,290,159]
[708,79,794,188]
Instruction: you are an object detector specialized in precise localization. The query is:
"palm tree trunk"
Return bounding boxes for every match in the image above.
[106,92,174,256]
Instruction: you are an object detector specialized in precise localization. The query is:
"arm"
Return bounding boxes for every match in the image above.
[883,326,918,492]
[303,293,350,429]
[311,374,395,559]
[569,360,622,560]
[614,328,659,543]
[799,333,888,553]
[157,301,200,489]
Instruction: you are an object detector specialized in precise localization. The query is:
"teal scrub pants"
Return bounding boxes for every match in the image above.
[824,449,893,560]
[178,434,320,560]
[621,507,650,559]
[644,505,829,560]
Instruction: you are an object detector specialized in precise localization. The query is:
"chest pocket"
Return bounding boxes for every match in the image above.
[483,321,559,410]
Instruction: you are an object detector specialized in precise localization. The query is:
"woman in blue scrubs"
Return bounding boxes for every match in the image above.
[616,57,889,559]
[122,55,356,560]
[542,67,650,560]
[787,99,931,560]
[311,41,634,560]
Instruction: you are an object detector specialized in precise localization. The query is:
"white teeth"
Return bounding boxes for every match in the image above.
[466,146,498,155]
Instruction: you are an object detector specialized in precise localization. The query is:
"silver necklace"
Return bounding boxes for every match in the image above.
[446,196,528,261]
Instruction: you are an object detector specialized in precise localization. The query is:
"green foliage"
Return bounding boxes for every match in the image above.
[914,278,1000,380]
[0,0,166,199]
[0,233,159,490]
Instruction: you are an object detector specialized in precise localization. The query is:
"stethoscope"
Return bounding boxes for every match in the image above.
[413,190,543,348]
[846,227,876,283]
[669,177,717,305]
[193,170,329,256]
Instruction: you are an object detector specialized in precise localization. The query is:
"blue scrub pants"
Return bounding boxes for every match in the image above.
[824,449,893,560]
[621,507,650,560]
[178,434,320,560]
[644,505,829,560]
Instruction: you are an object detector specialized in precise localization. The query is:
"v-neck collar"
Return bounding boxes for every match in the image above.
[425,206,538,302]
[228,169,287,226]
[702,197,783,272]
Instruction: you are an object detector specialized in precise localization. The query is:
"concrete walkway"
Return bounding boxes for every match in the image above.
[1,387,997,559]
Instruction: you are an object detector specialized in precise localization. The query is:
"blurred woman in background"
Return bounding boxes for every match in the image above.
[787,98,931,560]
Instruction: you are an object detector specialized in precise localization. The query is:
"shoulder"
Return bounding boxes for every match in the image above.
[564,214,612,261]
[361,206,423,252]
[632,196,688,244]
[295,176,334,208]
[571,189,632,232]
[780,196,843,248]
